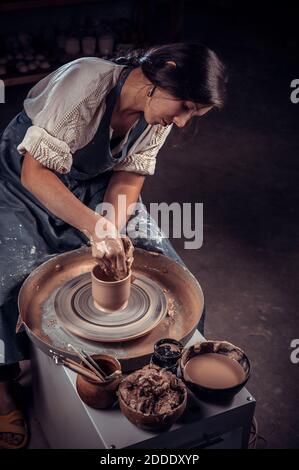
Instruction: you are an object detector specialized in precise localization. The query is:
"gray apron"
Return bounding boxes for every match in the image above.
[0,66,197,366]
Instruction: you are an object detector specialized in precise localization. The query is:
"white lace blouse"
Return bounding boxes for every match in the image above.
[17,57,173,176]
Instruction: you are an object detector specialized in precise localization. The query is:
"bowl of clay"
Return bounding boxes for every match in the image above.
[180,341,251,401]
[118,364,187,432]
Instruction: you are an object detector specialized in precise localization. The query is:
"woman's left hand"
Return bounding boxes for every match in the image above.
[92,235,134,280]
[122,235,134,273]
[89,217,134,280]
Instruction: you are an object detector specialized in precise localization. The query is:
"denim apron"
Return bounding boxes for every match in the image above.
[0,66,200,366]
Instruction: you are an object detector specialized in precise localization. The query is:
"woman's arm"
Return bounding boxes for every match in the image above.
[21,151,101,236]
[103,170,145,233]
[21,153,145,235]
[21,153,142,276]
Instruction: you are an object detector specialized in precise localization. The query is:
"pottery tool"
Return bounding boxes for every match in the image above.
[81,351,122,382]
[63,358,103,383]
[81,349,107,378]
[67,343,105,381]
[104,369,122,381]
[64,356,121,383]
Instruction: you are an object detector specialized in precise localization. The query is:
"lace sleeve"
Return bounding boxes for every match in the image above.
[113,124,173,176]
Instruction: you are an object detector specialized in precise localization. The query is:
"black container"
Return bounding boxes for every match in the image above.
[151,338,184,374]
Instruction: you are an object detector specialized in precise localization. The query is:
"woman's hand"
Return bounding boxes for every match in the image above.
[89,218,133,280]
[122,235,134,273]
[21,153,136,280]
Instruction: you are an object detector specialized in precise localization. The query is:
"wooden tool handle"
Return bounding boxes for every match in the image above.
[63,359,102,383]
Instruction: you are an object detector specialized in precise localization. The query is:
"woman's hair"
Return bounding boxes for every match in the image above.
[114,42,227,109]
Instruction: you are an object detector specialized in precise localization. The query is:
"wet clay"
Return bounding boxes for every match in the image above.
[119,364,185,415]
[184,353,246,389]
[94,236,134,281]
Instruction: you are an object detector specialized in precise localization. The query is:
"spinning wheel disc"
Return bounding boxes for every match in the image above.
[54,272,168,342]
[18,247,204,372]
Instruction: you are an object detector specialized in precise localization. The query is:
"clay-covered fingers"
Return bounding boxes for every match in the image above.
[90,238,106,260]
[96,257,111,277]
[90,232,129,279]
[115,252,127,279]
[122,236,133,255]
[122,236,134,272]
[104,237,127,279]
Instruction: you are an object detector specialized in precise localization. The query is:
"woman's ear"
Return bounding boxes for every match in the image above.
[147,86,156,97]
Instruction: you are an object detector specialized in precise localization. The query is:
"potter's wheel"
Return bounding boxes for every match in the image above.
[53,272,167,342]
[18,246,204,371]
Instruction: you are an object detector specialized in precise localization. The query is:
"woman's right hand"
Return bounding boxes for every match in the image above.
[21,154,134,281]
[88,217,129,280]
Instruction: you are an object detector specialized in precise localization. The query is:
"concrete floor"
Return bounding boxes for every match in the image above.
[1,10,299,449]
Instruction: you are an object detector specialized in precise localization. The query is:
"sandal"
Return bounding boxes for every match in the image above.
[0,410,28,449]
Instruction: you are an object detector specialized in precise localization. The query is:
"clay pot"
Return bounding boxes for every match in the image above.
[91,265,131,312]
[76,354,122,409]
[82,36,96,55]
[65,37,80,56]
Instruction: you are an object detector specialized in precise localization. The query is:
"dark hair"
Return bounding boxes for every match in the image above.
[114,43,227,109]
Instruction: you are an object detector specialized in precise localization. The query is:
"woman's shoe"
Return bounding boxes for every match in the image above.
[0,409,28,449]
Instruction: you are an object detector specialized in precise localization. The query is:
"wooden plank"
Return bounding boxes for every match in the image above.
[3,72,49,87]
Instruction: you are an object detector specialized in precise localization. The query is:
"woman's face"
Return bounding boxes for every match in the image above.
[144,87,213,127]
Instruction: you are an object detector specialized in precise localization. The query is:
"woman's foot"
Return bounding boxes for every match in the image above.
[0,381,27,448]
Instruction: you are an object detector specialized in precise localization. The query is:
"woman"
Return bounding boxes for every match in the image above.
[0,43,226,448]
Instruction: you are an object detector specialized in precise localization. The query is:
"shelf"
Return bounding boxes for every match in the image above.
[0,0,103,13]
[3,71,50,87]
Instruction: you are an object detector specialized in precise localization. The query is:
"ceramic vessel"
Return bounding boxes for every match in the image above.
[76,354,122,409]
[91,265,131,312]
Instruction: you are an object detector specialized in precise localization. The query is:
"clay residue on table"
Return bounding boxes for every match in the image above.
[118,364,186,415]
[166,296,176,319]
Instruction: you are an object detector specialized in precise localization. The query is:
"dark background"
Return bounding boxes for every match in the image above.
[0,0,298,449]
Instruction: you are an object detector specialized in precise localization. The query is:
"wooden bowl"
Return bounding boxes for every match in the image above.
[76,354,122,409]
